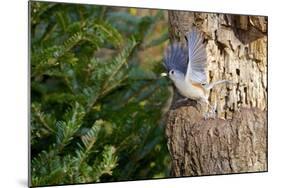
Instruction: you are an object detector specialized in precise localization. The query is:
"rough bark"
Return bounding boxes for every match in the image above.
[166,106,267,176]
[166,11,267,176]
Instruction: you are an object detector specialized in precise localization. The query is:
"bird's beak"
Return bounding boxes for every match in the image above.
[161,72,168,77]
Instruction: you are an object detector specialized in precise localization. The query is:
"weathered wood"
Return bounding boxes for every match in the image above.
[166,11,267,176]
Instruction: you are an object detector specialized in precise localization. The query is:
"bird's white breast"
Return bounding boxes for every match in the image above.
[174,79,205,100]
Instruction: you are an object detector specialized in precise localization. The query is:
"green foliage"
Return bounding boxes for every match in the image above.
[31,2,170,186]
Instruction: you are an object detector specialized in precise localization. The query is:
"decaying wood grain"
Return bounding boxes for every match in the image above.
[166,11,267,176]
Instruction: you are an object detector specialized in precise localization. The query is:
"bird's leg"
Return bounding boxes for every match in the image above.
[202,98,216,119]
[209,104,216,119]
[198,99,209,119]
[197,100,205,114]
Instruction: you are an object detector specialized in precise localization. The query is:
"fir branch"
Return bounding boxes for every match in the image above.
[91,145,118,182]
[85,39,137,112]
[31,2,57,26]
[41,23,58,42]
[32,32,83,77]
[75,120,103,165]
[93,21,123,47]
[55,102,85,152]
[101,39,137,96]
[31,103,55,134]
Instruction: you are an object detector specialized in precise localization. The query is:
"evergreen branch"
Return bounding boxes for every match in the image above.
[84,86,101,113]
[55,102,85,152]
[41,23,58,42]
[38,167,65,186]
[81,124,100,153]
[93,21,123,47]
[31,102,87,186]
[31,32,83,77]
[85,39,137,112]
[63,32,83,52]
[100,75,128,97]
[75,120,103,166]
[91,145,118,182]
[31,103,55,133]
[101,39,137,95]
[55,11,68,32]
[31,2,57,26]
[42,93,77,104]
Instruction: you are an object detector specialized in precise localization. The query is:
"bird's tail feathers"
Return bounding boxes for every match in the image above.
[204,80,231,90]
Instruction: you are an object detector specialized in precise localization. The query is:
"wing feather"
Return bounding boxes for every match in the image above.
[185,28,207,84]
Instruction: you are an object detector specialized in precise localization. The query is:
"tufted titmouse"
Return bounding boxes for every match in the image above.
[162,27,230,118]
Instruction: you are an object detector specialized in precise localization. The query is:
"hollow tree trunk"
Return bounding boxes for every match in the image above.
[166,11,267,176]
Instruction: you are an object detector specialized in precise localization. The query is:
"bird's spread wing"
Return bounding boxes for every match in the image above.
[163,43,188,75]
[185,28,207,84]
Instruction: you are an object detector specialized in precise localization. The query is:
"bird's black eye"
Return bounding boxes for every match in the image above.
[171,70,174,74]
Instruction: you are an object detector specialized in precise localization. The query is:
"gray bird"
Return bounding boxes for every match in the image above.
[162,27,229,118]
